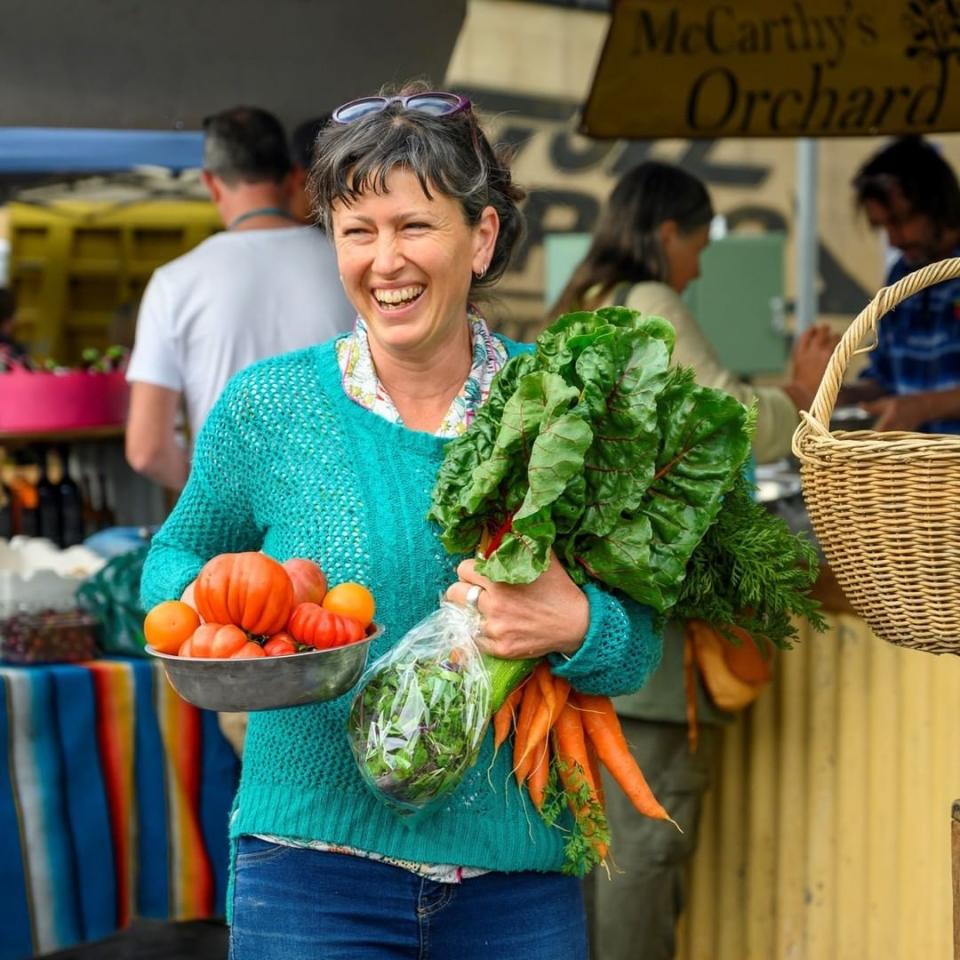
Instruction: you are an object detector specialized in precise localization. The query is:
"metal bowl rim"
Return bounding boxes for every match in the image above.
[145,621,383,663]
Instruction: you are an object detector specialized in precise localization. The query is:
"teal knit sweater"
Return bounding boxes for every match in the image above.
[141,336,662,874]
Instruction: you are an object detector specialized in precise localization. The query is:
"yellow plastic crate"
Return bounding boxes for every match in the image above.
[8,200,222,363]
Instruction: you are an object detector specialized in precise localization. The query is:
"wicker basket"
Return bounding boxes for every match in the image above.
[792,257,960,654]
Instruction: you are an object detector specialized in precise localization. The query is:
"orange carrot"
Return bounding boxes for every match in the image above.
[576,693,673,823]
[586,740,605,809]
[553,703,607,860]
[512,676,543,781]
[553,701,598,799]
[540,668,571,728]
[517,666,570,771]
[493,685,524,751]
[527,741,550,810]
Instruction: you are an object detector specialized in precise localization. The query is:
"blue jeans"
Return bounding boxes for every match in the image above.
[230,837,587,960]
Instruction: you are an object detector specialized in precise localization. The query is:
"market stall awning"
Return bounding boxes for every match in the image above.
[582,0,960,139]
[0,0,466,131]
[0,129,203,174]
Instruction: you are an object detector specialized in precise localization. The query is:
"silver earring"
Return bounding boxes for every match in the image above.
[474,264,488,280]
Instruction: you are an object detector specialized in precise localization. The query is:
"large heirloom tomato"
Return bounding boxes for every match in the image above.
[194,552,294,637]
[288,602,366,650]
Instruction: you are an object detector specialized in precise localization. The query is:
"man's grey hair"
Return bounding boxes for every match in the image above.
[202,106,291,186]
[309,90,525,290]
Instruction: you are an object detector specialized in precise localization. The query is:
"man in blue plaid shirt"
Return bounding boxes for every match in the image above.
[840,137,960,434]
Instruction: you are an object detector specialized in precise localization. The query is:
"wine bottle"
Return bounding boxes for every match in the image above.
[97,470,117,529]
[0,482,12,539]
[81,472,99,538]
[57,446,85,547]
[7,463,39,538]
[36,447,62,545]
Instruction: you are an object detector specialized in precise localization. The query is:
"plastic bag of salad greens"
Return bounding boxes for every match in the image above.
[348,601,506,813]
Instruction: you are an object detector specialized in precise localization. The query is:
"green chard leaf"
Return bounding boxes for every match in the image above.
[475,373,593,583]
[575,368,753,610]
[427,352,539,552]
[574,329,672,537]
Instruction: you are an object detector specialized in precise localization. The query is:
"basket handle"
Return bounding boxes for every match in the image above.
[795,256,960,442]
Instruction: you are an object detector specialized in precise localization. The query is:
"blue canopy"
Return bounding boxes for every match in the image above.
[0,128,203,174]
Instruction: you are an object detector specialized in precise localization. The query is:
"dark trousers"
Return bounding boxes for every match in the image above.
[584,719,719,960]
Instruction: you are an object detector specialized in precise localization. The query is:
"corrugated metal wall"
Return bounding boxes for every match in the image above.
[676,613,960,960]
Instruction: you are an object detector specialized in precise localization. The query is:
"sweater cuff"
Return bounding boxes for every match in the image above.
[547,583,661,695]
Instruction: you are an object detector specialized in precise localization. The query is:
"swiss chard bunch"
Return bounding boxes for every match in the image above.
[432,310,746,605]
[429,306,818,649]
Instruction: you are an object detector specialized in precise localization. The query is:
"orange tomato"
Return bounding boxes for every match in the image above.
[189,623,221,658]
[194,552,294,636]
[231,641,266,659]
[145,600,201,654]
[209,624,249,658]
[321,582,375,629]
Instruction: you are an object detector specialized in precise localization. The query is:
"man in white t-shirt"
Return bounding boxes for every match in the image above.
[125,105,355,490]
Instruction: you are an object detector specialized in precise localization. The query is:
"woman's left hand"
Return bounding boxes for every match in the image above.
[444,553,590,659]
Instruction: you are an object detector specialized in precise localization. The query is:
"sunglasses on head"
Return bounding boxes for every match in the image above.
[331,92,472,125]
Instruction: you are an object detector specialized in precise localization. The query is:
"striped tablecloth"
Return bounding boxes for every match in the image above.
[0,656,240,960]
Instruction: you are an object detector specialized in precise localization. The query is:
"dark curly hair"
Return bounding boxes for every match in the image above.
[853,136,960,231]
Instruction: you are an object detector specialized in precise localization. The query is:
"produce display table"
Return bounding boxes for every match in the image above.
[0,656,239,960]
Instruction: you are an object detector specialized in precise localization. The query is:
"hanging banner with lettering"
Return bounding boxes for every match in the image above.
[581,0,960,138]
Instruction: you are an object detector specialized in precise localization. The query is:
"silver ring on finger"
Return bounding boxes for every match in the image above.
[465,584,484,611]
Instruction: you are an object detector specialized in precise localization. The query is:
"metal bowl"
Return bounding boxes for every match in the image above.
[146,623,382,712]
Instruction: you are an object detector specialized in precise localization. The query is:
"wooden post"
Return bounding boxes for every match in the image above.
[952,800,960,960]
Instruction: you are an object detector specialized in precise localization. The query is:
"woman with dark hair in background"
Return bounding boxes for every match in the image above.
[139,86,662,960]
[553,161,835,465]
[553,161,836,960]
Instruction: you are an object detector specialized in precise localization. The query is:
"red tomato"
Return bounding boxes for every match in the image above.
[282,558,328,606]
[288,602,366,649]
[263,636,298,657]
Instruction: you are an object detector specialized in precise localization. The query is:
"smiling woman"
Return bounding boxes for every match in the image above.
[138,80,663,960]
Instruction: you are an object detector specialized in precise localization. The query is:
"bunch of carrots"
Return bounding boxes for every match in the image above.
[493,662,678,875]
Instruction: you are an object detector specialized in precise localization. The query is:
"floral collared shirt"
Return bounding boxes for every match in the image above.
[335,308,508,437]
[258,308,507,884]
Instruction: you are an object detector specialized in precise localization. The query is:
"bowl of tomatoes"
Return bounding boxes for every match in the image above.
[144,553,381,712]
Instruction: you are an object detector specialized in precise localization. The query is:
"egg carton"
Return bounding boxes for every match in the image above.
[0,537,105,617]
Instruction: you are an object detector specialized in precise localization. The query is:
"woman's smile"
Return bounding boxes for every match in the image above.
[372,284,426,312]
